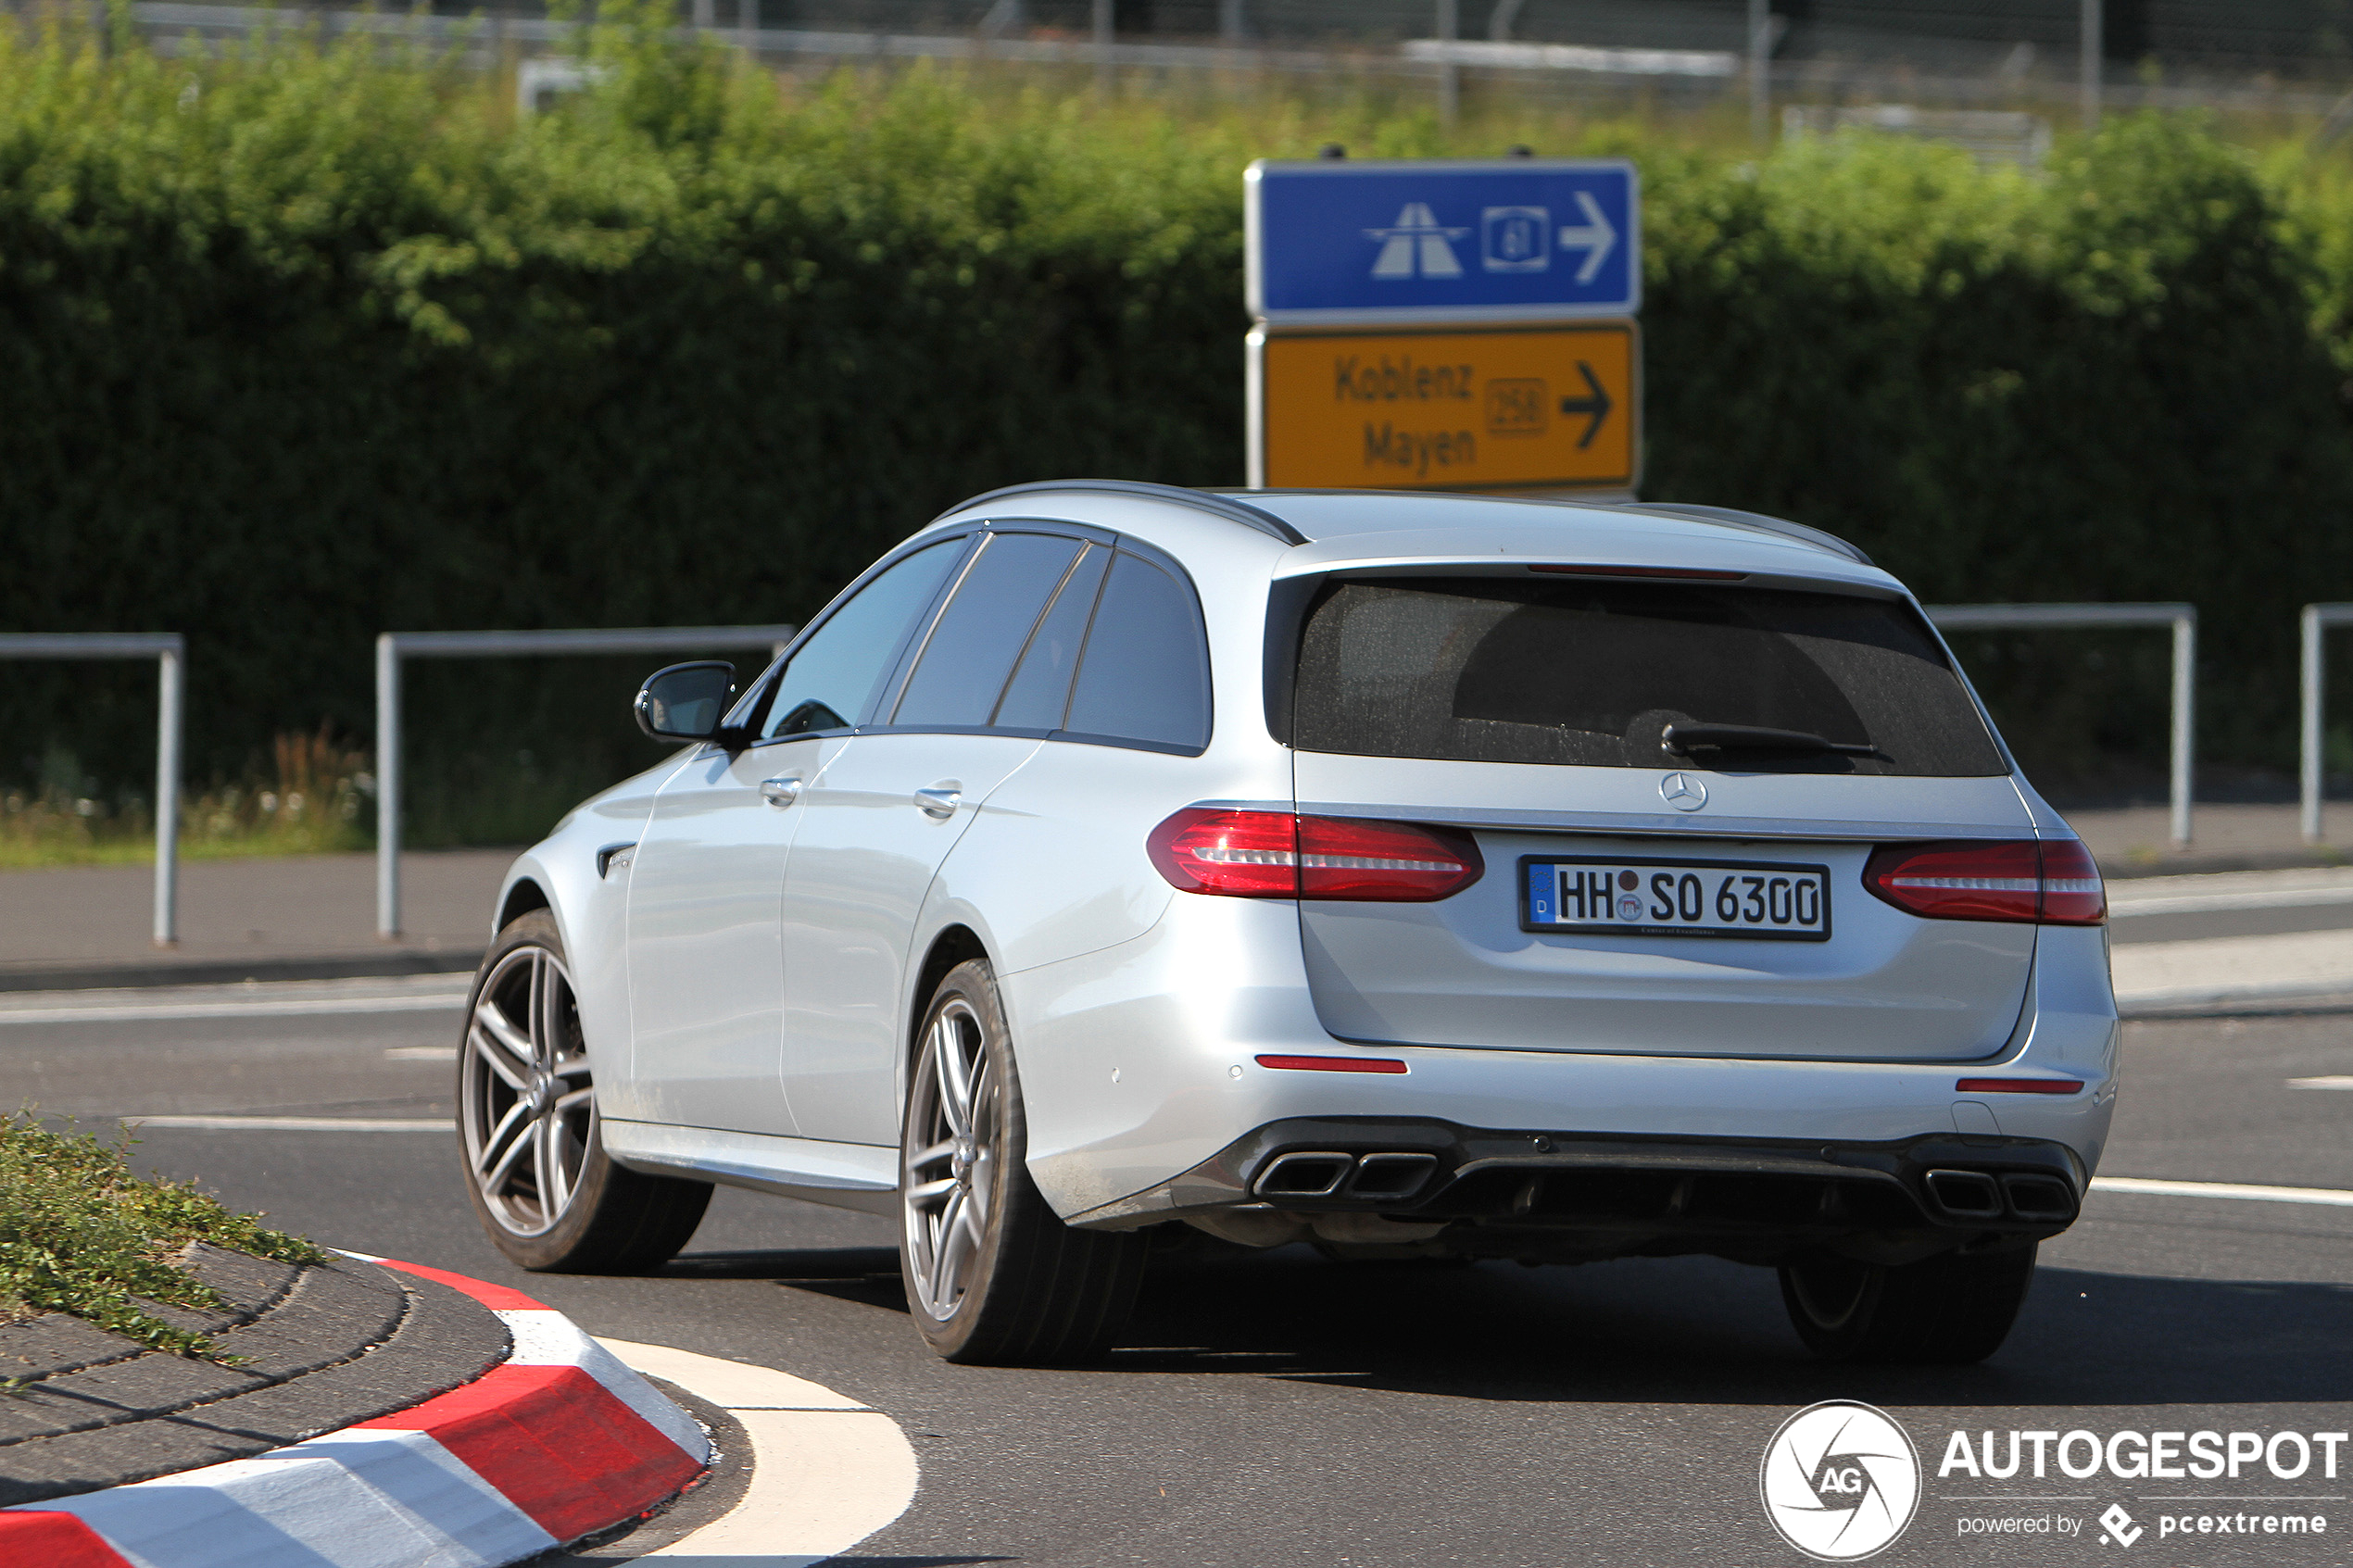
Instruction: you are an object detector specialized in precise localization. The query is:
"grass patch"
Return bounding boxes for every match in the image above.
[0,731,373,871]
[0,1112,329,1359]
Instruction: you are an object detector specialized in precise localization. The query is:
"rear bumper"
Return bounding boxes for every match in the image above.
[1013,898,2119,1225]
[1082,1116,2084,1266]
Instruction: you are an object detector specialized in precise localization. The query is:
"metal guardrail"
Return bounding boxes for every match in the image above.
[2297,604,2353,844]
[0,633,185,945]
[373,626,797,938]
[1924,603,2196,848]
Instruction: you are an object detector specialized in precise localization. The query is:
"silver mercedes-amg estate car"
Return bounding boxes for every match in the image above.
[458,481,2117,1367]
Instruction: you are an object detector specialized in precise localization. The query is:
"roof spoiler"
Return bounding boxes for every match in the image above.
[1605,502,1874,567]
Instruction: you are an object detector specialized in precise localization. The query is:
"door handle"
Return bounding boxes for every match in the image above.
[760,776,803,808]
[913,785,961,820]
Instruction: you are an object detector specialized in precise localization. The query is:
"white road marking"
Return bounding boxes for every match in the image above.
[2111,886,2353,917]
[2091,1175,2353,1208]
[598,1336,919,1564]
[385,1045,458,1060]
[0,992,469,1025]
[2289,1075,2353,1090]
[2108,866,2353,915]
[124,1115,448,1132]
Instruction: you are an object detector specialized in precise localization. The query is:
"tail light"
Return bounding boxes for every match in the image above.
[1147,809,1484,901]
[1864,839,2107,926]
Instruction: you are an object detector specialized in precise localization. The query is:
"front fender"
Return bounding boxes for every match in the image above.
[491,757,686,1119]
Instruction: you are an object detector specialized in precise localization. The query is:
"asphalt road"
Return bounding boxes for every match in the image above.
[6,946,2352,1566]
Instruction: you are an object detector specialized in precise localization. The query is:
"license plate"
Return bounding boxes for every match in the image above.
[1521,856,1833,941]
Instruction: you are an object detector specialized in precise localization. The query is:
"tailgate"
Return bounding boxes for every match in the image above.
[1296,756,2038,1061]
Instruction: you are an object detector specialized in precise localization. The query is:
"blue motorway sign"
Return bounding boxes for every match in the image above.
[1245,157,1640,326]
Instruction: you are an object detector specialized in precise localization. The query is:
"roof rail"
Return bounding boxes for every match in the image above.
[931,480,1308,546]
[1607,502,1873,566]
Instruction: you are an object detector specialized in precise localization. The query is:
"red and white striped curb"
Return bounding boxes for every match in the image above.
[0,1256,710,1568]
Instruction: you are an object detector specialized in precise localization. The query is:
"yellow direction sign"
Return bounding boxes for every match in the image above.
[1249,320,1640,492]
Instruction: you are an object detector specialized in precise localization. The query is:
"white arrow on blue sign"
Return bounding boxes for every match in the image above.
[1245,157,1641,326]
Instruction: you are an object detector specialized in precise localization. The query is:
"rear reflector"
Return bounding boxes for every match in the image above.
[1148,809,1483,901]
[1529,563,1746,581]
[1956,1078,2085,1095]
[1255,1054,1410,1074]
[1863,839,2107,925]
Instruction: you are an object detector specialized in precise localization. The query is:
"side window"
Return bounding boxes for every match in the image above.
[1062,552,1212,751]
[993,545,1109,731]
[761,538,964,740]
[893,533,1087,728]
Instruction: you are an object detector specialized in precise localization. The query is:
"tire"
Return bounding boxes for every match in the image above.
[899,959,1147,1365]
[458,909,711,1273]
[1779,1242,2037,1364]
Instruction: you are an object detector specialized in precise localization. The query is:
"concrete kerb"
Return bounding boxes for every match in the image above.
[0,1258,711,1568]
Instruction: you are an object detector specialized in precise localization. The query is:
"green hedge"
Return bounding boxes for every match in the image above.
[5,20,2353,822]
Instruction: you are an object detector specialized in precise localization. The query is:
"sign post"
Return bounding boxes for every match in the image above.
[1244,157,1642,495]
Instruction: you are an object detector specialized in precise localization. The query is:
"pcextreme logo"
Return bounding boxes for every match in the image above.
[1760,1400,1923,1562]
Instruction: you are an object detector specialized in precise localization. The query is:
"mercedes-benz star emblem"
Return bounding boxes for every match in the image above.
[1660,771,1708,811]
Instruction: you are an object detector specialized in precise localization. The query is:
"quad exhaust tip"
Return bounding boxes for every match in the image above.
[1255,1151,1353,1198]
[2001,1173,2078,1222]
[1252,1150,1441,1202]
[1924,1169,2004,1218]
[1348,1151,1439,1200]
[1925,1168,2078,1223]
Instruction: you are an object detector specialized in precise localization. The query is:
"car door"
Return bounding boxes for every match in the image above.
[775,527,1099,1145]
[622,535,968,1134]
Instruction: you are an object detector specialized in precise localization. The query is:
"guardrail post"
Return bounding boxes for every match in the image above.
[2299,604,2353,844]
[2170,608,2195,850]
[153,641,182,947]
[1748,0,1771,145]
[1433,0,1458,124]
[2080,0,2103,131]
[376,633,401,939]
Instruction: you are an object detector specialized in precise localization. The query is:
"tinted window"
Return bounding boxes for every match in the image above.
[761,539,963,739]
[894,533,1087,728]
[1063,552,1211,751]
[1292,578,2004,777]
[993,545,1109,731]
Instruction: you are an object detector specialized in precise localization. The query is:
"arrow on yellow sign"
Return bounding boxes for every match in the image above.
[1558,361,1612,450]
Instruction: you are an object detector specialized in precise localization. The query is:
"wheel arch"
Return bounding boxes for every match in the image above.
[908,922,993,1071]
[497,876,552,932]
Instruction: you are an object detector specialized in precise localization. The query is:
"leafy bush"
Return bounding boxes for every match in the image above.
[0,1113,326,1358]
[5,19,2353,809]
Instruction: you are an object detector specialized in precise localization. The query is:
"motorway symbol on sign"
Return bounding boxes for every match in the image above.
[1366,204,1468,278]
[1249,320,1640,492]
[1246,158,1640,326]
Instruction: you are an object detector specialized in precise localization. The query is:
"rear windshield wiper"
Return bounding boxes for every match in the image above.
[1663,721,1883,759]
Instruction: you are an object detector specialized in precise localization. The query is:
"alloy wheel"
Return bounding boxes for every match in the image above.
[460,943,595,1237]
[901,996,999,1321]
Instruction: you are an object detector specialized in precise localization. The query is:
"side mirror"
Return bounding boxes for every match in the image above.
[635,661,736,742]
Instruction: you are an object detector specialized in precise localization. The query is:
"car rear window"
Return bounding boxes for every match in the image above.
[1290,577,2006,777]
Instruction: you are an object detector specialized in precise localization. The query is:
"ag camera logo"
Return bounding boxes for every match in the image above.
[1761,1400,1922,1561]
